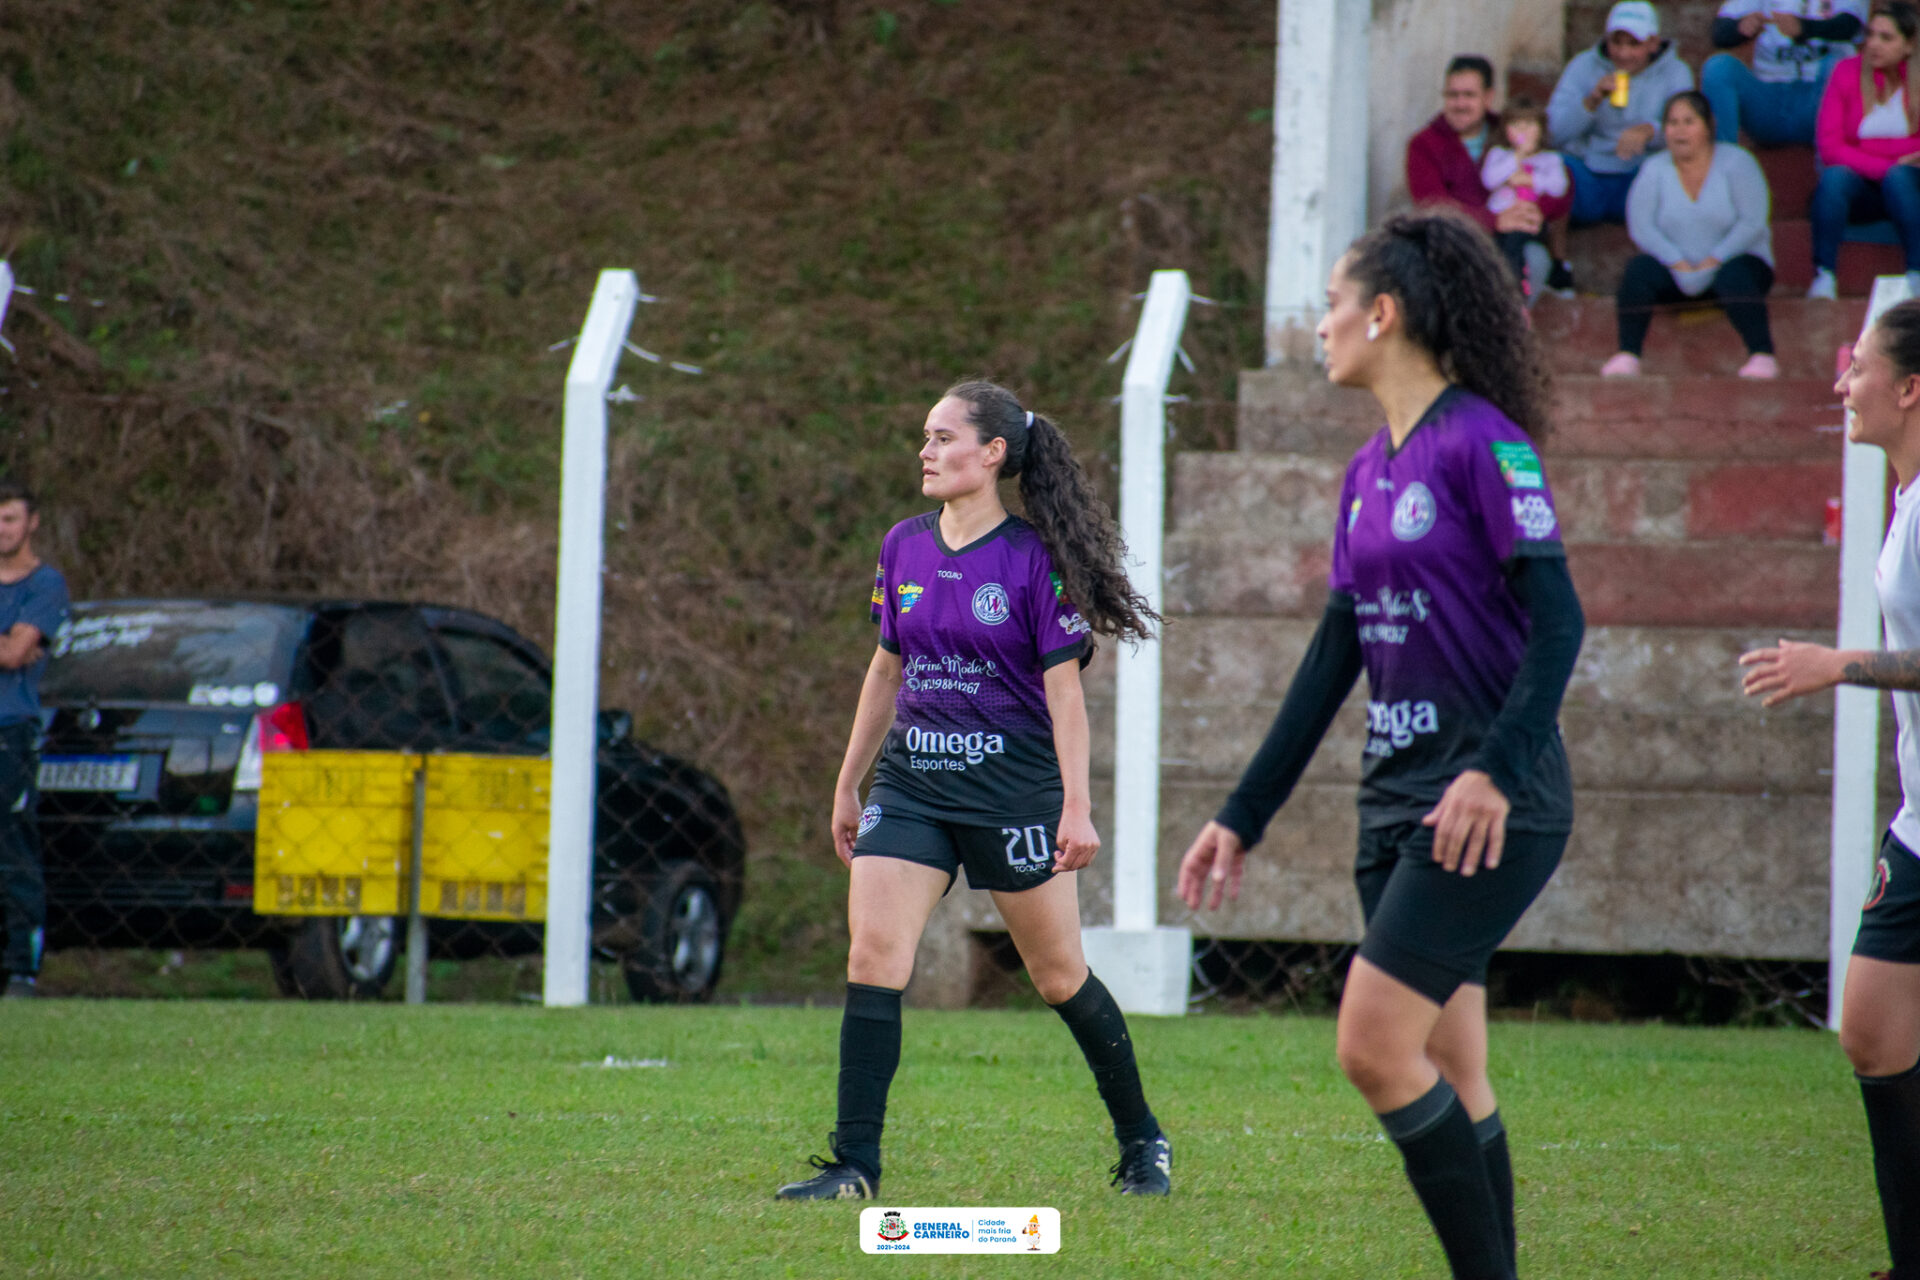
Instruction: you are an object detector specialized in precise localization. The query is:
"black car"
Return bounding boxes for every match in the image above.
[36,599,744,1001]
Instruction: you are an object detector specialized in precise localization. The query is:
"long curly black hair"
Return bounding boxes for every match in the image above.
[943,379,1160,644]
[1344,208,1554,443]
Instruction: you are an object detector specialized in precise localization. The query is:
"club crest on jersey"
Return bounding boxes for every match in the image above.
[897,581,926,613]
[1511,494,1558,540]
[858,804,883,837]
[1391,482,1437,541]
[972,582,1011,626]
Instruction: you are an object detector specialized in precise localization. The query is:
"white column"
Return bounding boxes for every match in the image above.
[1830,277,1900,1029]
[545,269,640,1008]
[1265,0,1371,366]
[1081,269,1192,1017]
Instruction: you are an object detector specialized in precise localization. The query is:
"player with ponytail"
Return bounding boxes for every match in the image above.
[775,380,1170,1201]
[1177,208,1585,1279]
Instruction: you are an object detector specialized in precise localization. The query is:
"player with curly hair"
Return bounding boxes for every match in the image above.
[775,380,1171,1201]
[1177,208,1586,1279]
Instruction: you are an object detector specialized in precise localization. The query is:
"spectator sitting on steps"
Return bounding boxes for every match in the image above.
[1407,55,1575,295]
[1481,101,1572,308]
[1548,1,1696,227]
[1601,91,1779,380]
[1704,1,1867,149]
[1809,0,1920,299]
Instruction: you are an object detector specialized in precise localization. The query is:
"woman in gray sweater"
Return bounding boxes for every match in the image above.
[1601,90,1779,378]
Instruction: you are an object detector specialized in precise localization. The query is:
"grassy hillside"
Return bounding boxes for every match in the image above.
[0,1,1273,991]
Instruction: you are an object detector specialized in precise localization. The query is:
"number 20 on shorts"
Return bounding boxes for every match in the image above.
[1002,825,1051,867]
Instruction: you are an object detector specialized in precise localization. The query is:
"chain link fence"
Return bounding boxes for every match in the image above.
[26,598,745,1002]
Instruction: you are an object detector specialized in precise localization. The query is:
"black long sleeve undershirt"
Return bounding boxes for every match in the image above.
[1464,554,1585,805]
[1213,555,1585,851]
[1214,593,1363,850]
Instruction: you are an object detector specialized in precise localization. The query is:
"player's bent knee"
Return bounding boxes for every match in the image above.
[1839,1020,1916,1076]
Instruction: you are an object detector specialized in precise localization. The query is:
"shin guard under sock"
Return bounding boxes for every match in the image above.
[835,982,902,1182]
[1475,1110,1516,1276]
[1860,1061,1920,1280]
[1051,971,1158,1145]
[1379,1079,1514,1280]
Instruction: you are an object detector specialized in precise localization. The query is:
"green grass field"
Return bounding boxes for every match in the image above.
[0,1002,1881,1279]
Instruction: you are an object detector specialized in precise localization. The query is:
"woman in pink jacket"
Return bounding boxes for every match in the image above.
[1811,1,1920,298]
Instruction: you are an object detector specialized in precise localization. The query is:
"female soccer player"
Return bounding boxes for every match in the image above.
[1176,209,1586,1280]
[1740,301,1920,1280]
[775,380,1171,1200]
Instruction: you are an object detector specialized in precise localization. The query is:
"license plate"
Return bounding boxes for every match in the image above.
[38,755,141,792]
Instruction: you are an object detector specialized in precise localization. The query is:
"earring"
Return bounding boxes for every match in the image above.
[1366,321,1380,342]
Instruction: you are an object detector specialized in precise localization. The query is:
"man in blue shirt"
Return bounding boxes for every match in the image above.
[0,483,69,998]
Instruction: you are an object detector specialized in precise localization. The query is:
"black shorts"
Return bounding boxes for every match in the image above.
[849,793,1059,894]
[1354,821,1567,1006]
[1853,830,1920,965]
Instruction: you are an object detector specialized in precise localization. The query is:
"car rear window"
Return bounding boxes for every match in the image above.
[43,603,307,706]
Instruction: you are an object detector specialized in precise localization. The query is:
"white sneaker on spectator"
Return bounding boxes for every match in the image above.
[1737,353,1780,379]
[1599,352,1641,377]
[1806,268,1839,300]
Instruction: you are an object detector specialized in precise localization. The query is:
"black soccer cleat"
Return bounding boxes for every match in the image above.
[1110,1130,1172,1196]
[776,1147,878,1201]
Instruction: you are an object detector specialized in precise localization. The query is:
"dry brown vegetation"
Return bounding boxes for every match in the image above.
[1,0,1271,991]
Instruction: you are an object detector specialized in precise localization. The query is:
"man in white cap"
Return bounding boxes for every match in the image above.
[1548,0,1696,225]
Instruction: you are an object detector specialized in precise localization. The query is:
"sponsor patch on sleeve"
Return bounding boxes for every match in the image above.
[870,561,885,609]
[1490,439,1544,490]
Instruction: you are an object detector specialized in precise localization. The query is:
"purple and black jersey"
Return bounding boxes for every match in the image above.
[868,512,1091,822]
[1331,386,1574,831]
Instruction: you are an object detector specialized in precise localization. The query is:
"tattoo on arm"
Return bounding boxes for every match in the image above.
[1843,650,1920,692]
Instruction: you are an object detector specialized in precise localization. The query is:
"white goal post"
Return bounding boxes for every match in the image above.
[545,269,641,1007]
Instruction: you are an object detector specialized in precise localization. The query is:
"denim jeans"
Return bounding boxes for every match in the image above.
[1701,53,1832,147]
[1564,153,1638,226]
[1811,163,1920,271]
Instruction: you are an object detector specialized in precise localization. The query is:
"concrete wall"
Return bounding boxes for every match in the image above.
[1366,0,1566,221]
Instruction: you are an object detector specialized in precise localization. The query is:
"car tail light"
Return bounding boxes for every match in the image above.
[261,701,309,752]
[234,700,308,792]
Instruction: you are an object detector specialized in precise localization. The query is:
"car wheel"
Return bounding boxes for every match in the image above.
[623,861,726,1003]
[277,915,400,1000]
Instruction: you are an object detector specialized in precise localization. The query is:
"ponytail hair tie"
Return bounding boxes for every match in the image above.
[1024,410,1034,429]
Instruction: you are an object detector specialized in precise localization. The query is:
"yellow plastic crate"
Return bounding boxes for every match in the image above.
[256,751,420,917]
[420,754,550,922]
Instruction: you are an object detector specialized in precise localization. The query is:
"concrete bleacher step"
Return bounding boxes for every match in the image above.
[1164,523,1837,626]
[1769,218,1907,292]
[1755,145,1818,217]
[1129,780,1836,957]
[1172,451,1841,545]
[1086,617,1838,795]
[1531,294,1867,375]
[1237,371,1844,460]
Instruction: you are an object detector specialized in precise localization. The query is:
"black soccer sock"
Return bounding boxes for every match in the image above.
[1379,1079,1514,1280]
[835,982,903,1183]
[1051,970,1159,1146]
[1475,1109,1517,1276]
[1861,1061,1920,1279]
